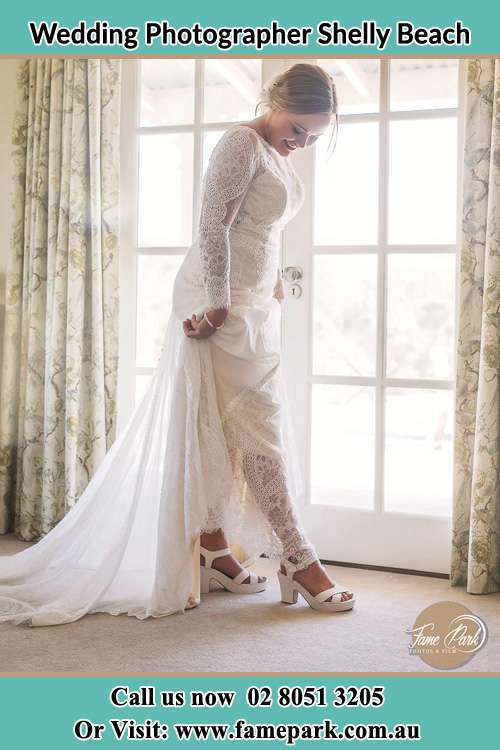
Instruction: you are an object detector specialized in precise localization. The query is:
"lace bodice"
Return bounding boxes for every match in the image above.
[178,124,305,312]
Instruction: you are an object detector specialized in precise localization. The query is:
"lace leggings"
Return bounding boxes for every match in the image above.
[202,449,319,572]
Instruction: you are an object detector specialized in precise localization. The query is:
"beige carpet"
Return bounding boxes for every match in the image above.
[0,534,498,673]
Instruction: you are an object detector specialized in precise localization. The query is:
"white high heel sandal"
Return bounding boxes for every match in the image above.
[200,546,267,594]
[277,559,355,612]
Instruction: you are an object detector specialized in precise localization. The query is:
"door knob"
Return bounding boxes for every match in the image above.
[288,283,303,299]
[282,266,303,282]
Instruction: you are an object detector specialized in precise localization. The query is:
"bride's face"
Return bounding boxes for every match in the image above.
[268,111,334,156]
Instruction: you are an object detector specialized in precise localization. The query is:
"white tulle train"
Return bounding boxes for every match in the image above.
[0,293,304,627]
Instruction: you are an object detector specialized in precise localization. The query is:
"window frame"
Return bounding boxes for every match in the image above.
[279,58,466,516]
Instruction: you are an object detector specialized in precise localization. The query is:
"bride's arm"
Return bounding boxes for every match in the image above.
[197,127,258,315]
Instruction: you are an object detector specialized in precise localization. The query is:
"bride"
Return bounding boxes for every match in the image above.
[0,63,355,627]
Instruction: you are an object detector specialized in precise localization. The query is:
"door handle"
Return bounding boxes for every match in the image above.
[282,266,303,282]
[282,266,303,299]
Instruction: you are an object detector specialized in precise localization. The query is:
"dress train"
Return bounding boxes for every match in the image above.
[0,295,305,626]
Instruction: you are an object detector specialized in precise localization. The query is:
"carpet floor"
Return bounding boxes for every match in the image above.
[0,535,498,673]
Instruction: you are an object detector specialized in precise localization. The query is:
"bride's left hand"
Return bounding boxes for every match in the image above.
[273,277,285,303]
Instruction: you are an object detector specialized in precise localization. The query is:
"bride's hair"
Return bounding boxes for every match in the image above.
[255,63,339,153]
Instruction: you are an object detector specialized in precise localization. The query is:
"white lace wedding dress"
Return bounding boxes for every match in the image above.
[0,123,319,627]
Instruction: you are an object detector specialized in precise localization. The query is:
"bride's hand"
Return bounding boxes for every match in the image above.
[273,277,285,303]
[182,314,214,340]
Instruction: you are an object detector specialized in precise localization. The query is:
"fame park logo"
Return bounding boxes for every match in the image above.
[406,600,488,669]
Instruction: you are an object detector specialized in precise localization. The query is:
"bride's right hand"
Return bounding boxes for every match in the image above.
[182,314,214,340]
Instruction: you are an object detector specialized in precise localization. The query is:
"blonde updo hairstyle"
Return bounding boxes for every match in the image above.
[255,63,339,153]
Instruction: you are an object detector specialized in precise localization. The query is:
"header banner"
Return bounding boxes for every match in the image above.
[0,1,499,56]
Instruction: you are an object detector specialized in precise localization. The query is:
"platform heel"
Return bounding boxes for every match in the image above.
[277,559,355,613]
[200,545,267,594]
[277,570,299,604]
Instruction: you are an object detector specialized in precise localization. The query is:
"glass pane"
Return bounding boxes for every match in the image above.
[310,385,375,509]
[390,59,459,111]
[314,122,379,245]
[203,59,261,123]
[313,254,377,376]
[138,133,193,247]
[202,129,225,177]
[385,388,453,516]
[388,118,457,245]
[320,59,380,114]
[135,374,153,407]
[136,254,184,368]
[140,60,195,126]
[387,253,456,380]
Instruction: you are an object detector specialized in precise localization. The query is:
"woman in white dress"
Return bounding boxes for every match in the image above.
[0,63,354,627]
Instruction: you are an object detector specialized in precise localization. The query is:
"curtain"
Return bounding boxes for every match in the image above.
[0,59,121,541]
[451,59,500,594]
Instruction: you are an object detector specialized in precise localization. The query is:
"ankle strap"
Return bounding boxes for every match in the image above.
[281,558,302,576]
[281,556,318,576]
[200,546,232,568]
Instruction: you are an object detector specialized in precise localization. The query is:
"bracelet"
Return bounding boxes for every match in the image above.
[203,311,225,329]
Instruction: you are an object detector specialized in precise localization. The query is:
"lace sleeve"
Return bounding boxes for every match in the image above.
[198,127,259,310]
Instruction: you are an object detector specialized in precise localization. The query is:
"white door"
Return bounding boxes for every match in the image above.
[281,59,466,574]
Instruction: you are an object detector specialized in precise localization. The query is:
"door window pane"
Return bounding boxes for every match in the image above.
[140,60,195,126]
[204,59,261,123]
[135,374,153,407]
[390,59,459,111]
[321,59,380,114]
[386,253,456,380]
[311,385,375,509]
[388,118,457,244]
[314,122,379,245]
[138,133,193,247]
[313,254,377,376]
[136,254,184,368]
[385,388,454,516]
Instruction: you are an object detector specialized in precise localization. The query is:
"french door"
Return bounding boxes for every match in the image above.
[280,58,466,574]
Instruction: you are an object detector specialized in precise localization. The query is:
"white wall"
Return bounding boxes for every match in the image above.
[0,59,20,371]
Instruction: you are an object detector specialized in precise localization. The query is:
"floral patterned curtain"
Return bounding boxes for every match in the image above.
[0,59,121,540]
[451,59,500,594]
